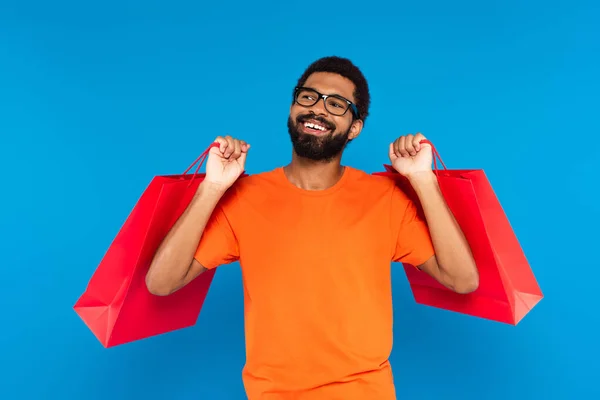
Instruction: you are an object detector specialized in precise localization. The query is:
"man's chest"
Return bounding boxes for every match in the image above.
[229,194,394,270]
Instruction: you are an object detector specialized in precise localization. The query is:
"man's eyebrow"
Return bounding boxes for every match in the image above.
[305,86,352,102]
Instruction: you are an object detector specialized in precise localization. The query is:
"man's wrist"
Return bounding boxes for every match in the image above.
[407,170,437,187]
[407,171,439,199]
[197,180,229,199]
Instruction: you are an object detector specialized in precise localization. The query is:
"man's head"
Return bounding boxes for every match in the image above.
[288,56,370,162]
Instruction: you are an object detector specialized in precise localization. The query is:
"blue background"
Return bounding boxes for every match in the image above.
[1,0,598,398]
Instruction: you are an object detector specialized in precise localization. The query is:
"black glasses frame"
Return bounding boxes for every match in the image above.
[293,87,360,118]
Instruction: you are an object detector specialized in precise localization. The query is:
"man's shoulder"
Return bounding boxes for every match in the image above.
[220,168,284,201]
[232,168,283,190]
[216,168,286,217]
[344,167,418,217]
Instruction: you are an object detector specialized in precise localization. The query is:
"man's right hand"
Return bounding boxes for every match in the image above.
[204,135,250,191]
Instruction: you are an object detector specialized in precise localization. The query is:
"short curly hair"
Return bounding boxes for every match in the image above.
[294,56,370,123]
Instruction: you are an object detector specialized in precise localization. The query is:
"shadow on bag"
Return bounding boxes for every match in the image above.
[373,140,543,325]
[74,143,243,347]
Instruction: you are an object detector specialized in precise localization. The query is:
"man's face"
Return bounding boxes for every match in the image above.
[288,72,363,162]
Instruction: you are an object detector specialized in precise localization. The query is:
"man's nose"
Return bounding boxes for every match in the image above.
[309,97,329,116]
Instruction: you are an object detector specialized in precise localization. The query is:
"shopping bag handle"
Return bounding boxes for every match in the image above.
[182,142,220,175]
[420,139,448,174]
[181,142,220,186]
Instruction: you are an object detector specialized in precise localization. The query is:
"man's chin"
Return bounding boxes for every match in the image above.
[287,117,349,161]
[292,140,343,162]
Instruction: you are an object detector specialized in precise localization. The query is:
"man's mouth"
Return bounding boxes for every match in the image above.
[300,119,332,135]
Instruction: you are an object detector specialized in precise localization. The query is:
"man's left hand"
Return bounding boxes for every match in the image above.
[389,132,433,179]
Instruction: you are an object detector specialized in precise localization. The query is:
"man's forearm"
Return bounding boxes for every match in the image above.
[145,181,226,295]
[409,171,479,293]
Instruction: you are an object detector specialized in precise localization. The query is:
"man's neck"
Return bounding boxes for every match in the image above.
[283,153,345,191]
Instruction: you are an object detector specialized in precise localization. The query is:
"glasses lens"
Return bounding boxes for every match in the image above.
[295,88,351,116]
[325,97,349,116]
[295,89,319,106]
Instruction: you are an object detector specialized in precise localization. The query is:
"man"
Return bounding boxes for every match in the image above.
[146,56,479,400]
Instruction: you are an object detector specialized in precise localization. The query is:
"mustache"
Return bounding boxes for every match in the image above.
[296,114,336,131]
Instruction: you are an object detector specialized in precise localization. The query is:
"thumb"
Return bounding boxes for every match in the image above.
[209,144,224,159]
[237,148,248,169]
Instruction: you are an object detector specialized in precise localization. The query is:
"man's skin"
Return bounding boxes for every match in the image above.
[145,71,479,297]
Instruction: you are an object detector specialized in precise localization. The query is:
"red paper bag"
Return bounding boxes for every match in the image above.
[74,143,240,347]
[373,141,543,325]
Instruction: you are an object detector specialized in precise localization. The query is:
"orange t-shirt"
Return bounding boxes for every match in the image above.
[194,166,435,400]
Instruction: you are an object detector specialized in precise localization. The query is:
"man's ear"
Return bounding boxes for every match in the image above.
[348,119,364,140]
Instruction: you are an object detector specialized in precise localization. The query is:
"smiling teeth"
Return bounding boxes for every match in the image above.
[304,122,326,131]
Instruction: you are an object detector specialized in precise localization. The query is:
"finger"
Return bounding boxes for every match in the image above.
[405,134,416,156]
[388,142,397,161]
[397,136,410,158]
[393,137,401,158]
[231,139,242,160]
[414,132,426,151]
[240,140,250,152]
[224,135,235,158]
[214,136,228,155]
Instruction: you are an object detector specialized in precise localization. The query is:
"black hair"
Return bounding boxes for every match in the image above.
[295,56,370,123]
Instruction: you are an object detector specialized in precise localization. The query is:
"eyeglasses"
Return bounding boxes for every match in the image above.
[293,87,359,118]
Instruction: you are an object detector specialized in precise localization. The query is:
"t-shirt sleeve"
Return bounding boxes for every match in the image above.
[193,191,240,270]
[390,185,435,267]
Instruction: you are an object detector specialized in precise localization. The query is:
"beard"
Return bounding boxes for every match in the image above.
[287,114,351,162]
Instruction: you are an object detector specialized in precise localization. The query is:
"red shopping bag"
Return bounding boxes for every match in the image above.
[373,141,543,325]
[74,143,242,347]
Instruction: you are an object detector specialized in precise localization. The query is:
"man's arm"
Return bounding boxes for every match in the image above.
[146,135,249,296]
[145,182,226,296]
[389,133,479,294]
[410,172,479,294]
